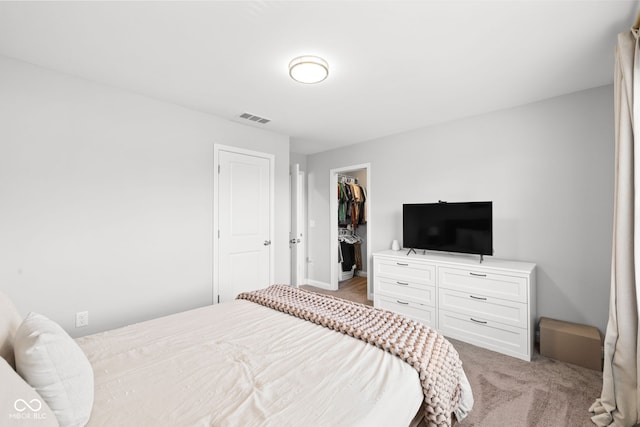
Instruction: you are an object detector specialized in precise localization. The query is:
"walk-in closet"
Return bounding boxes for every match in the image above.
[337,168,368,303]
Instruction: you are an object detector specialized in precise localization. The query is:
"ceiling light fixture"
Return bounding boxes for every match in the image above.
[288,55,329,84]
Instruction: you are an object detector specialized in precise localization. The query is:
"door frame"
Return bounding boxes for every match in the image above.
[297,170,306,286]
[330,163,372,299]
[289,165,306,287]
[213,144,275,304]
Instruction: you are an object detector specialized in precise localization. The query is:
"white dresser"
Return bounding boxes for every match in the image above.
[373,250,536,361]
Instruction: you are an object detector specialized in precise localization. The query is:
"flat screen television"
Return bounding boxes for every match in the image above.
[403,202,493,257]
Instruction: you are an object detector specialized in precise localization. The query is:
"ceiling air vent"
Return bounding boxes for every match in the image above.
[239,112,270,124]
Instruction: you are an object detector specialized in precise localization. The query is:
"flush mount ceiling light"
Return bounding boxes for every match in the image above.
[288,55,329,84]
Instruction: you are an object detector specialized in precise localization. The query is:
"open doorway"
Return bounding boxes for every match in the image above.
[329,164,372,302]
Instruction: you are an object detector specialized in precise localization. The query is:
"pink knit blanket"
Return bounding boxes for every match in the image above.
[237,285,464,427]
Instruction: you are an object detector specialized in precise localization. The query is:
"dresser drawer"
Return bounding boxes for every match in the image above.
[375,257,436,285]
[377,277,435,306]
[439,288,527,329]
[438,310,530,361]
[439,266,528,303]
[376,295,436,328]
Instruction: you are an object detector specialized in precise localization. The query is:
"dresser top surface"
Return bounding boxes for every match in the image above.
[373,250,536,273]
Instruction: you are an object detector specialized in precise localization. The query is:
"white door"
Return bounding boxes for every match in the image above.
[290,164,304,286]
[218,150,271,302]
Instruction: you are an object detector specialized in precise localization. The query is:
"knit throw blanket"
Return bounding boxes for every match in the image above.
[237,285,463,427]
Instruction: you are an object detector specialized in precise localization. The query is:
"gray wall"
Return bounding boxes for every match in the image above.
[290,152,308,172]
[0,56,290,336]
[306,85,614,333]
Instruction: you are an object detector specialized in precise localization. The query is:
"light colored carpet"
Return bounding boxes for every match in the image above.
[300,282,603,427]
[452,338,602,427]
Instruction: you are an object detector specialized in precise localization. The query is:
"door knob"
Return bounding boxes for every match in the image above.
[264,240,272,246]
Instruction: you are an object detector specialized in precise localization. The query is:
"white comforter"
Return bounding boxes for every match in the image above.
[77,300,426,427]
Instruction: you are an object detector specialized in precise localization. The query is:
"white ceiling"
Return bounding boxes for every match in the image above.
[0,1,636,154]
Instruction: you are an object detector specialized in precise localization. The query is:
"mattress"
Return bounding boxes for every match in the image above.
[77,299,426,426]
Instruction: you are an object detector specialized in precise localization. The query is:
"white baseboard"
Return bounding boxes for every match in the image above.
[356,270,368,277]
[304,279,336,291]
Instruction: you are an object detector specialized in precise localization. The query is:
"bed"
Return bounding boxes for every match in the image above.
[1,285,473,427]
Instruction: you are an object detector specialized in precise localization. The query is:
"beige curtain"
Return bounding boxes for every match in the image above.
[589,28,640,427]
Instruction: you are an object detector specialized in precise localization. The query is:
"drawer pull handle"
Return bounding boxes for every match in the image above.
[469,295,487,300]
[396,263,409,266]
[469,272,487,277]
[396,281,409,286]
[396,300,409,305]
[470,318,488,324]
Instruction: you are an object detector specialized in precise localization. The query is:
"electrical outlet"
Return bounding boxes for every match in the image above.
[75,311,89,328]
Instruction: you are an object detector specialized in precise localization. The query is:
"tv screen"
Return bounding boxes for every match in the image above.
[403,202,493,256]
